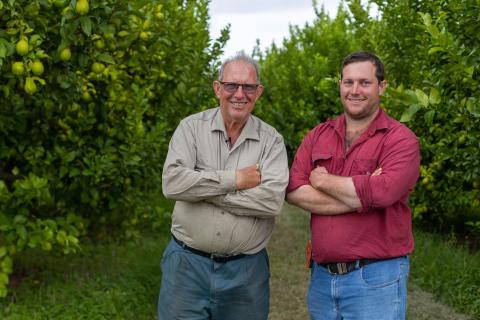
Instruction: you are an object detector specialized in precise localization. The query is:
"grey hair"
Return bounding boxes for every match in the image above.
[217,51,261,83]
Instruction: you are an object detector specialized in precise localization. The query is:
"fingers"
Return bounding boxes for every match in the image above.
[235,164,261,190]
[371,167,382,176]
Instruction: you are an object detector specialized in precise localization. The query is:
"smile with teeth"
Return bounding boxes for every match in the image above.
[230,101,247,107]
[348,96,366,103]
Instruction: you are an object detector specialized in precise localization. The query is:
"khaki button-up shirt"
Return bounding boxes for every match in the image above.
[162,107,289,255]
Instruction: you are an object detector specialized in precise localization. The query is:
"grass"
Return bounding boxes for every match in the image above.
[410,230,480,319]
[0,203,478,319]
[0,230,169,320]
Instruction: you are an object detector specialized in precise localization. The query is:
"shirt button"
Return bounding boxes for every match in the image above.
[216,232,221,236]
[221,211,225,215]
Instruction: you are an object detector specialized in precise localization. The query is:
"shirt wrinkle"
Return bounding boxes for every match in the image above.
[163,107,289,255]
[287,108,420,262]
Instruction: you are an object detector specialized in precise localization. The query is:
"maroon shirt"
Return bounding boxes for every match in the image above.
[287,109,420,263]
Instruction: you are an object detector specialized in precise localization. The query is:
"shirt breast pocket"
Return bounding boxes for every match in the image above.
[351,158,377,175]
[311,152,333,172]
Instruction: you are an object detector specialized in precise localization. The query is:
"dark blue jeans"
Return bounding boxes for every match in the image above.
[158,238,269,320]
[308,256,410,320]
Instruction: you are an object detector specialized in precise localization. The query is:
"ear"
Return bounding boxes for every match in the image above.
[255,84,264,101]
[379,80,388,96]
[213,80,221,98]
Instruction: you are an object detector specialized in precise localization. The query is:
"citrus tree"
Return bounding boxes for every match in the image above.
[0,0,226,297]
[258,0,479,237]
[255,7,358,158]
[350,0,480,234]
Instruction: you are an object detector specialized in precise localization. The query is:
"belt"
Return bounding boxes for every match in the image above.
[172,235,246,263]
[318,259,381,275]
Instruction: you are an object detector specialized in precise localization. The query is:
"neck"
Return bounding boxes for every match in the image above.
[345,108,379,132]
[224,119,247,147]
[344,109,379,150]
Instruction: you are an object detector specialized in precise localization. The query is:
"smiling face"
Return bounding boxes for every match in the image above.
[213,60,264,127]
[340,61,387,121]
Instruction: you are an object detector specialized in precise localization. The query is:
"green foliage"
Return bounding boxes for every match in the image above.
[0,228,170,319]
[362,0,480,233]
[411,230,480,318]
[258,0,480,235]
[255,7,359,158]
[0,0,225,297]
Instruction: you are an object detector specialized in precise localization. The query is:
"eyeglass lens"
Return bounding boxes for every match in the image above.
[221,82,258,94]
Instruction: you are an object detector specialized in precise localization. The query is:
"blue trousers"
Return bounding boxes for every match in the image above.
[308,256,409,320]
[158,238,270,320]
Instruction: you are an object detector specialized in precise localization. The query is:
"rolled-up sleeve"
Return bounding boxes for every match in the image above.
[352,133,420,211]
[162,120,236,201]
[287,132,313,194]
[206,135,289,218]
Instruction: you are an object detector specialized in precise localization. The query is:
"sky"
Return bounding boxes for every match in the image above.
[208,0,341,59]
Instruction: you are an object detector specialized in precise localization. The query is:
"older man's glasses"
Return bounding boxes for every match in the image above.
[219,81,259,94]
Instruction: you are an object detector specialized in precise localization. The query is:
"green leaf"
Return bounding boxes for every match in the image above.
[78,53,89,68]
[13,215,27,224]
[80,16,92,36]
[0,44,6,58]
[0,273,8,285]
[415,89,429,107]
[429,88,441,105]
[428,47,444,55]
[424,110,435,125]
[16,225,27,240]
[64,151,77,163]
[400,104,421,122]
[464,66,474,77]
[97,53,115,64]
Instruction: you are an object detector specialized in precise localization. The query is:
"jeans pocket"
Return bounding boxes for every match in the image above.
[360,259,401,288]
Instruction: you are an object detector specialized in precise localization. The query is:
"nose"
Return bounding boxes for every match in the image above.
[233,85,246,98]
[351,82,360,94]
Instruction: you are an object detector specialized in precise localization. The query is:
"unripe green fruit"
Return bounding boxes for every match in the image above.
[95,39,105,49]
[16,39,29,56]
[24,77,37,95]
[91,62,105,74]
[75,0,89,15]
[82,91,91,101]
[139,31,149,40]
[31,60,44,75]
[60,47,72,61]
[12,62,25,75]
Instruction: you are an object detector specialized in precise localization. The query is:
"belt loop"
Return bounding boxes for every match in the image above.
[355,259,361,269]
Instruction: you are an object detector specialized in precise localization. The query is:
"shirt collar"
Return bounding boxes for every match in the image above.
[329,108,390,137]
[211,107,260,142]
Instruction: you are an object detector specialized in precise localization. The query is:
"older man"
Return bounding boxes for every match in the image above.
[158,52,289,320]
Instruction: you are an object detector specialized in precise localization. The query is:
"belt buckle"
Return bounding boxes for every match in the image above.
[210,253,228,263]
[328,262,348,275]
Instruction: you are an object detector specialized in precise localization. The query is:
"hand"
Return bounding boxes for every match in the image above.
[235,164,261,190]
[309,166,328,190]
[371,167,382,176]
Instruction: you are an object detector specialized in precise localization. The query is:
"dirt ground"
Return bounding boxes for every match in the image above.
[267,204,471,320]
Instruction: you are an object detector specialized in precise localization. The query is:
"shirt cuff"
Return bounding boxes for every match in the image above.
[352,175,370,213]
[217,170,236,193]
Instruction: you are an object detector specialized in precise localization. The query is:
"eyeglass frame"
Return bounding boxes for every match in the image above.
[218,81,261,94]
